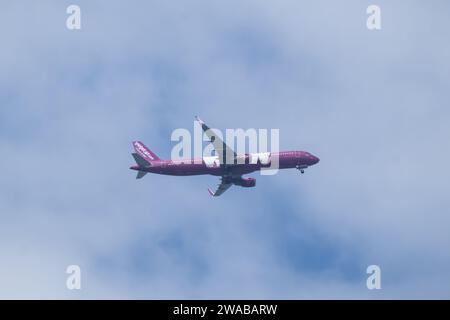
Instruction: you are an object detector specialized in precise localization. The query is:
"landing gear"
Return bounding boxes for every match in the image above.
[296,165,306,174]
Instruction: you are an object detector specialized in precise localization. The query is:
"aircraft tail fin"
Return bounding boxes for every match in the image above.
[132,141,160,164]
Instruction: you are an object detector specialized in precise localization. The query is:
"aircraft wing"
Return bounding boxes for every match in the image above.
[208,176,233,197]
[208,182,232,197]
[195,116,236,165]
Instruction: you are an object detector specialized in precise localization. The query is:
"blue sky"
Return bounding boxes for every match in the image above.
[1,0,450,298]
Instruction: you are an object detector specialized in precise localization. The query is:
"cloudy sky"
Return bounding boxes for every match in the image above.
[1,0,449,299]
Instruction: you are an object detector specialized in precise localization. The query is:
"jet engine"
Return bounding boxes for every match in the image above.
[233,177,256,188]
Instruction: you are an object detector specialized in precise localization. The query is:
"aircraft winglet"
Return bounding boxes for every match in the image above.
[195,116,205,125]
[207,188,215,197]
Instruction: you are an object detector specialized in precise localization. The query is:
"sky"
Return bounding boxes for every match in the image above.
[1,0,450,299]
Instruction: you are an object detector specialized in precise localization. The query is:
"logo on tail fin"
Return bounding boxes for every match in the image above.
[132,141,160,163]
[133,141,154,160]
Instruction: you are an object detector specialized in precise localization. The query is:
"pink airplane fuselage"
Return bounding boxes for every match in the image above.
[130,151,319,176]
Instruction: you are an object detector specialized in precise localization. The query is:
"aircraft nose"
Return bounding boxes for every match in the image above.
[311,155,320,165]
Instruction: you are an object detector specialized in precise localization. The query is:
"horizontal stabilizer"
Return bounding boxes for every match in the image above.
[136,171,148,179]
[132,153,151,167]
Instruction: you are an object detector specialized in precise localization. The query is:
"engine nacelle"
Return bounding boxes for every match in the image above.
[233,177,256,188]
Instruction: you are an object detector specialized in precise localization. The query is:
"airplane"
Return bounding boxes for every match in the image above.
[130,117,320,196]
